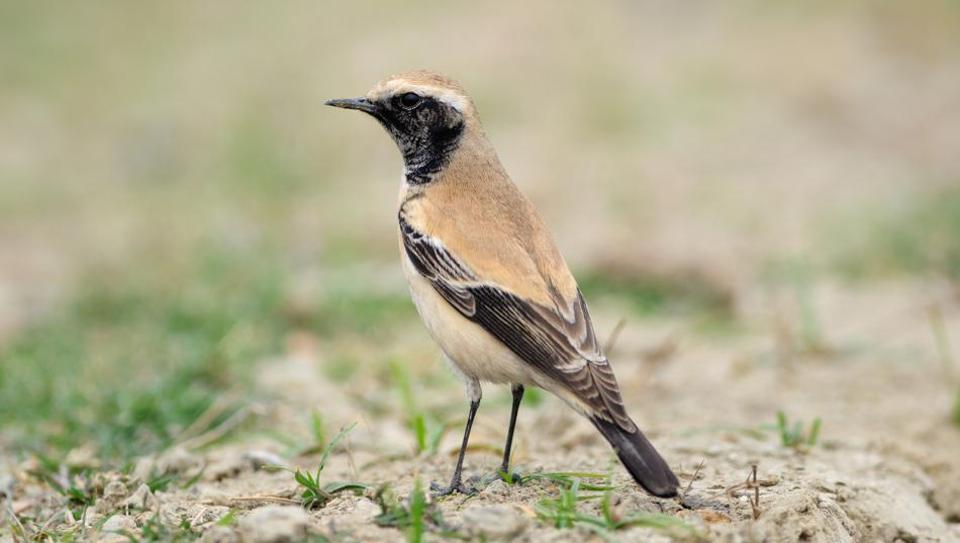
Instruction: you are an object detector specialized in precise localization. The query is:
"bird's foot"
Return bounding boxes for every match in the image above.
[430,479,477,497]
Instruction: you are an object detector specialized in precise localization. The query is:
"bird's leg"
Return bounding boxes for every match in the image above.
[431,399,479,496]
[498,384,524,482]
[432,380,481,496]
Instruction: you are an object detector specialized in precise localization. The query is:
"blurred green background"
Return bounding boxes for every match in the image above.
[1,1,959,462]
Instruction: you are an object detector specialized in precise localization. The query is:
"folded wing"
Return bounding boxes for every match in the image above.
[400,216,636,432]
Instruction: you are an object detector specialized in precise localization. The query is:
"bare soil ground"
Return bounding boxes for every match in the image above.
[4,278,959,542]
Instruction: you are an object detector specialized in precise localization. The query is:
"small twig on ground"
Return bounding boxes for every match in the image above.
[748,464,760,520]
[725,463,772,520]
[604,318,628,354]
[190,506,208,528]
[201,495,300,508]
[682,459,706,496]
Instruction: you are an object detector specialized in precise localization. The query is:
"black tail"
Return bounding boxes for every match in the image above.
[591,416,679,497]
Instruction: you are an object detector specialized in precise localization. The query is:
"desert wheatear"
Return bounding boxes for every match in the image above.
[327,71,679,497]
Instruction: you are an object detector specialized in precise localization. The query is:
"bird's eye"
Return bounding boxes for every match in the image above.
[398,92,423,110]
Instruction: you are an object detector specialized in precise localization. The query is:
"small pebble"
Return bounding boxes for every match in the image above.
[122,484,159,511]
[201,525,240,543]
[461,504,528,538]
[238,505,312,543]
[101,514,137,533]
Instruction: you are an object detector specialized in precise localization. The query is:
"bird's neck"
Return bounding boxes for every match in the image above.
[401,121,466,185]
[404,128,505,188]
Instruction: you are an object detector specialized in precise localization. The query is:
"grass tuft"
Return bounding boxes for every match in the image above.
[122,512,198,542]
[775,411,822,450]
[373,481,462,541]
[534,476,701,538]
[284,423,367,509]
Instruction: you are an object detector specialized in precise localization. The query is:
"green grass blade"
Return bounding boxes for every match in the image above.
[318,422,356,472]
[808,417,822,446]
[408,479,426,543]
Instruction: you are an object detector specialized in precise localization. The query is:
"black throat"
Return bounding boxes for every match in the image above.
[399,120,465,185]
[372,96,466,186]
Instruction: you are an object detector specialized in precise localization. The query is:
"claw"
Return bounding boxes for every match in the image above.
[430,480,476,497]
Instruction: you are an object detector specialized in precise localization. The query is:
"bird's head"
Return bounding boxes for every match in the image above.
[326,70,479,184]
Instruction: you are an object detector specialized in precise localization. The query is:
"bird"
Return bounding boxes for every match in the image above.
[326,70,679,498]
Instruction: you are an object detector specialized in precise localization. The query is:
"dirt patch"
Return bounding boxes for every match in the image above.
[4,281,959,541]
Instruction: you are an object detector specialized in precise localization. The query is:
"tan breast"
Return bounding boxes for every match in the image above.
[398,138,579,309]
[399,241,543,386]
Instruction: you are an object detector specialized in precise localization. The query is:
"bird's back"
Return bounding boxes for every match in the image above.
[401,140,580,312]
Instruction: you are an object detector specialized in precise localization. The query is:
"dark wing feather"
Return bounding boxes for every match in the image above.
[400,216,635,431]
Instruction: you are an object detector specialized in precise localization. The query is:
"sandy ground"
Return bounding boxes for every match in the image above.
[4,278,959,542]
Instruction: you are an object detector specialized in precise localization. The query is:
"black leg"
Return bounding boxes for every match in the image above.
[499,384,524,476]
[432,398,480,496]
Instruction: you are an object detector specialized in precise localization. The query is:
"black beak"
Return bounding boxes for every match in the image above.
[325,97,380,115]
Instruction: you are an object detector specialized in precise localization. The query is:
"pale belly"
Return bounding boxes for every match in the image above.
[401,252,544,387]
